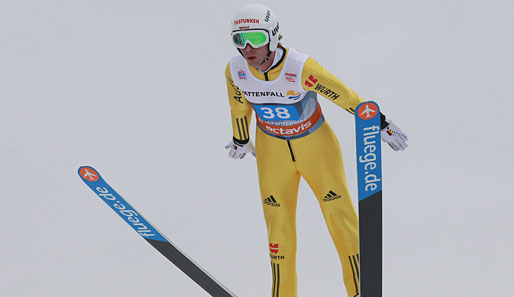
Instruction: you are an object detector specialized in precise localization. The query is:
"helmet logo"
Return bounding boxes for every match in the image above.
[271,23,279,36]
[234,18,260,25]
[264,10,271,22]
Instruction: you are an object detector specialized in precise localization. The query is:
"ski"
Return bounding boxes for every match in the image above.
[355,102,383,297]
[78,166,237,297]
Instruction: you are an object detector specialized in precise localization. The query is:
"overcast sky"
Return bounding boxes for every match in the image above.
[1,0,513,296]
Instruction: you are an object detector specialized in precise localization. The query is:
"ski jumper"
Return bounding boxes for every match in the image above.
[226,47,364,297]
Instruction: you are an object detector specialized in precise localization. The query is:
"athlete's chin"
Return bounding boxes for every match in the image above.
[245,56,260,66]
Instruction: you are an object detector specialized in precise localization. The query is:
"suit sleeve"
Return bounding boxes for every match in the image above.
[301,57,365,114]
[225,62,253,143]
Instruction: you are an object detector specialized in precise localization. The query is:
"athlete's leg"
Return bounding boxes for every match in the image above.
[293,123,360,297]
[256,128,301,297]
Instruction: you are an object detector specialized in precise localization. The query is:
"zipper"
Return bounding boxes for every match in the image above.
[287,140,296,162]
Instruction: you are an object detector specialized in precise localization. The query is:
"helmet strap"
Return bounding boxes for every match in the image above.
[258,47,272,66]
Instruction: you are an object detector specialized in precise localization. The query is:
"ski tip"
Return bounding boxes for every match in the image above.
[78,166,101,182]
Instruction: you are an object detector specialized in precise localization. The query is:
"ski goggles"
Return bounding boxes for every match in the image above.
[231,30,270,49]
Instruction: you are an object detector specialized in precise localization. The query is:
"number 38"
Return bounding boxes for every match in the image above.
[259,107,291,119]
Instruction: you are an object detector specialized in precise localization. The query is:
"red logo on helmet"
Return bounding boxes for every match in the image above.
[234,18,260,25]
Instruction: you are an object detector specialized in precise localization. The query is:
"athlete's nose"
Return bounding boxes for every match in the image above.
[242,44,254,52]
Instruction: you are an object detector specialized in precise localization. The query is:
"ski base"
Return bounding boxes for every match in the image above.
[78,166,237,297]
[355,101,383,297]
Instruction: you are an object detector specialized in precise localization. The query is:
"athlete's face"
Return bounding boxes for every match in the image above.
[240,44,269,67]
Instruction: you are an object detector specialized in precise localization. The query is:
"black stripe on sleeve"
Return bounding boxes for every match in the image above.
[236,118,243,140]
[349,254,360,295]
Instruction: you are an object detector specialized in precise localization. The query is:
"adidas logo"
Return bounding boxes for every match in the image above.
[323,190,341,202]
[264,195,280,207]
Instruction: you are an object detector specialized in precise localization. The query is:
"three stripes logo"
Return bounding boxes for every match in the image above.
[323,190,341,202]
[236,116,249,141]
[349,253,360,296]
[272,263,281,297]
[264,195,280,207]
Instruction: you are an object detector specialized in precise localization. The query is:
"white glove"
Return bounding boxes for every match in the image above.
[224,139,256,159]
[381,121,408,151]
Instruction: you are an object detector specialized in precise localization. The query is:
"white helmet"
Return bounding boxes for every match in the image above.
[231,4,280,51]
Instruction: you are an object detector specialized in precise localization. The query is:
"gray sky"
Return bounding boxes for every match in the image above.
[1,0,513,296]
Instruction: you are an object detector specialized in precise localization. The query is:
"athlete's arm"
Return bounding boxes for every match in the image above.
[301,57,365,115]
[225,62,253,144]
[301,58,409,150]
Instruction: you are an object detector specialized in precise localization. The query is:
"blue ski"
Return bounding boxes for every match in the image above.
[355,101,383,297]
[78,166,237,297]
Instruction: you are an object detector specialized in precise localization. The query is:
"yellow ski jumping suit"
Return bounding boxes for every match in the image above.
[225,46,364,297]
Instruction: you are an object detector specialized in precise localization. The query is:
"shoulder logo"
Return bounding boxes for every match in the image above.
[79,166,99,182]
[304,75,318,87]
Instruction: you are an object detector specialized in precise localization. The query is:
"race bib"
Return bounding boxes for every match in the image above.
[254,105,301,122]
